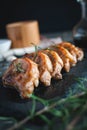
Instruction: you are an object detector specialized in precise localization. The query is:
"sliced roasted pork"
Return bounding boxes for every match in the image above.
[50,45,76,72]
[24,51,53,86]
[2,41,84,99]
[59,42,84,61]
[42,49,63,79]
[2,57,39,98]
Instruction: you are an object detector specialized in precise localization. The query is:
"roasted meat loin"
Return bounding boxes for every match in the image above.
[2,57,39,98]
[58,42,84,62]
[42,49,63,79]
[24,51,53,86]
[49,45,76,72]
[24,49,63,80]
[2,42,84,98]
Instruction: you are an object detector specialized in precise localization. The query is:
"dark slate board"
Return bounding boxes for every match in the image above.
[0,50,87,128]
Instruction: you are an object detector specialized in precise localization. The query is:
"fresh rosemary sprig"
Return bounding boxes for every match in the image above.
[7,91,87,130]
[0,77,87,130]
[30,43,42,60]
[14,62,25,73]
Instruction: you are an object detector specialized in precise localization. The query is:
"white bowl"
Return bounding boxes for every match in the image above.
[0,39,11,54]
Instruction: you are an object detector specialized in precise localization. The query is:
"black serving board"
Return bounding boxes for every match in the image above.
[0,50,87,127]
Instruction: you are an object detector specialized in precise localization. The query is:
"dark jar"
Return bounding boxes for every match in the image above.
[73,0,87,48]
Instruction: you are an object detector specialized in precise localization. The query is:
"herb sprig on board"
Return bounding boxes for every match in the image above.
[0,77,87,130]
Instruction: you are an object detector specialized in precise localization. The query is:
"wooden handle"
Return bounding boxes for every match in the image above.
[6,21,40,48]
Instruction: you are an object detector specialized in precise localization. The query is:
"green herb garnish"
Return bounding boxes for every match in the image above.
[5,77,87,130]
[14,62,25,73]
[30,43,42,60]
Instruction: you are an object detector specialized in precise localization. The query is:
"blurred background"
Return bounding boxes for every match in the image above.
[0,0,81,38]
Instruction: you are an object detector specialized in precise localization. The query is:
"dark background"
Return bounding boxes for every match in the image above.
[0,0,81,38]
